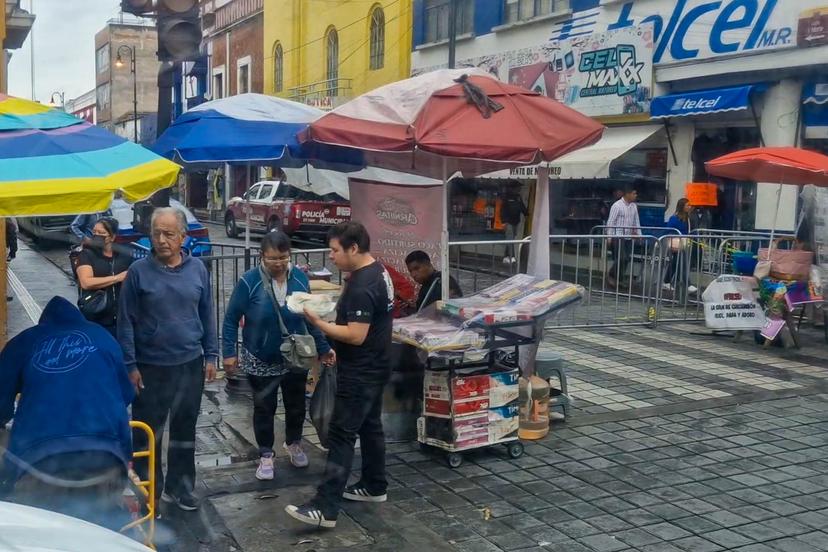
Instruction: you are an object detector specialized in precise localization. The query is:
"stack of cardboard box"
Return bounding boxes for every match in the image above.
[418,365,520,450]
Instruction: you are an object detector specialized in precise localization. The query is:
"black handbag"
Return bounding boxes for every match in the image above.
[77,255,114,318]
[78,289,110,316]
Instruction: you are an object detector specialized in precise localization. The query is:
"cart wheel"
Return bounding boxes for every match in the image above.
[506,442,524,459]
[446,452,463,468]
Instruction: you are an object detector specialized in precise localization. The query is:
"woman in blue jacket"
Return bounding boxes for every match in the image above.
[662,198,698,295]
[222,231,334,481]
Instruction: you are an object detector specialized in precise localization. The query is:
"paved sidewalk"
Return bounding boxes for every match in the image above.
[7,241,828,551]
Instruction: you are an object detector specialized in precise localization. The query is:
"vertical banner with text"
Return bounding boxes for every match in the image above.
[348,179,444,282]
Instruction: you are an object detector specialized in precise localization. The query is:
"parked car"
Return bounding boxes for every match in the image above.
[224,180,350,239]
[16,214,77,244]
[20,199,211,257]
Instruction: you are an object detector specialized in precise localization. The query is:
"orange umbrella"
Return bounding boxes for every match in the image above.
[705,146,828,187]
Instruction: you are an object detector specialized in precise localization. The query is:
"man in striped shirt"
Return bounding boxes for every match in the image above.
[606,185,641,288]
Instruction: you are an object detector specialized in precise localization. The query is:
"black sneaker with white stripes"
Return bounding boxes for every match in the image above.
[285,502,337,529]
[342,482,387,503]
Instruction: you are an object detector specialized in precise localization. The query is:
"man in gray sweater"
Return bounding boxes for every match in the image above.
[118,207,218,511]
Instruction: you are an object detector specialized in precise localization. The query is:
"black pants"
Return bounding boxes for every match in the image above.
[609,239,633,282]
[247,371,307,454]
[132,357,204,496]
[663,251,689,286]
[315,375,387,516]
[11,451,128,531]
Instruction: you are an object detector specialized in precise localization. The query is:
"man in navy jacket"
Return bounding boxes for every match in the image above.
[0,296,134,529]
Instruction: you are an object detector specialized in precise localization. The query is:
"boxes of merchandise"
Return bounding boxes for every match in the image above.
[419,403,520,449]
[423,366,519,417]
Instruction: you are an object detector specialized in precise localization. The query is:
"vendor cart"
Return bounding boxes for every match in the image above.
[394,274,584,468]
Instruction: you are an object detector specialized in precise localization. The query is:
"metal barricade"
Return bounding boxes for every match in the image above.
[121,420,156,550]
[448,234,664,328]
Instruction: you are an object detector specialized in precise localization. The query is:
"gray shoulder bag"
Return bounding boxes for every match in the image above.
[260,265,318,373]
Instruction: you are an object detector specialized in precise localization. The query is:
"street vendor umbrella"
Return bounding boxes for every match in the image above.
[303,68,604,179]
[0,93,180,217]
[706,146,828,244]
[705,146,828,187]
[303,67,604,298]
[152,93,328,167]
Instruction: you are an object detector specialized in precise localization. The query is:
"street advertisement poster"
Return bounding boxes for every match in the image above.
[702,275,766,330]
[348,178,444,281]
[548,0,828,64]
[415,24,654,117]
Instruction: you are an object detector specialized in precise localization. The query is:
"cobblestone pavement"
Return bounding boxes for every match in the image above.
[8,238,828,551]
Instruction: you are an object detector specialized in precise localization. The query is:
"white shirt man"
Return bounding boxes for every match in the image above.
[606,189,641,237]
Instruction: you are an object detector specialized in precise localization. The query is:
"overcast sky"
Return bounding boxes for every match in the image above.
[8,0,124,103]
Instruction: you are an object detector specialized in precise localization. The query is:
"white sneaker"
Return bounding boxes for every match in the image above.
[662,282,674,291]
[256,453,275,480]
[284,442,309,468]
[502,257,511,264]
[510,257,517,264]
[687,285,698,294]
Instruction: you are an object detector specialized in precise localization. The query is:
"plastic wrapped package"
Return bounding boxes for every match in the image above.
[436,274,585,323]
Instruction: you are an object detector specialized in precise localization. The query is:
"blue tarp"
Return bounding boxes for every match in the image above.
[651,84,766,119]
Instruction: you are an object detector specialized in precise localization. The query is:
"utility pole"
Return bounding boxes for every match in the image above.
[447,0,458,69]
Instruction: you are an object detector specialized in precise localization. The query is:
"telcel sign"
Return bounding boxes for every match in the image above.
[554,0,828,64]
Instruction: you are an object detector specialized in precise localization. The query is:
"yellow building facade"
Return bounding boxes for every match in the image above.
[263,0,412,106]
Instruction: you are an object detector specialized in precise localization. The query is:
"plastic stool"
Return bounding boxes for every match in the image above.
[535,352,571,419]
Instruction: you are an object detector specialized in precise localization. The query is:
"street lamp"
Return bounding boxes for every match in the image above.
[49,91,65,111]
[116,44,139,143]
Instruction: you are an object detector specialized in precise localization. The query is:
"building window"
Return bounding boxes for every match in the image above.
[326,26,339,96]
[96,83,110,111]
[369,6,385,70]
[237,56,252,95]
[96,43,110,73]
[212,66,225,100]
[424,0,473,43]
[504,0,562,23]
[273,42,284,92]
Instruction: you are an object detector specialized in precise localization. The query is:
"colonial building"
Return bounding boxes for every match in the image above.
[263,0,413,108]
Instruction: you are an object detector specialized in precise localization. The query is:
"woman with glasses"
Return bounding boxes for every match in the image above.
[75,217,133,336]
[222,231,334,481]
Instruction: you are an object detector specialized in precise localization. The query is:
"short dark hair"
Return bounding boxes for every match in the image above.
[261,230,291,254]
[97,216,119,237]
[327,221,370,253]
[623,183,638,194]
[405,250,431,265]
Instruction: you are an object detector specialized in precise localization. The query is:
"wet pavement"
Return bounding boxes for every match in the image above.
[6,236,828,551]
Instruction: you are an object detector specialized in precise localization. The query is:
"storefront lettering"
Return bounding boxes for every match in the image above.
[604,0,793,63]
[671,95,721,111]
[579,44,645,97]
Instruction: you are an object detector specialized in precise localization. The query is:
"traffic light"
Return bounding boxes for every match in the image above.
[157,0,202,62]
[120,0,153,16]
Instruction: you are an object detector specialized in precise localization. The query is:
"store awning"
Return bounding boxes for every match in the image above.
[803,82,828,139]
[480,125,662,180]
[650,84,767,119]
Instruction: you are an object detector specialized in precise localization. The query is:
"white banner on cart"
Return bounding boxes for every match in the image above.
[702,275,766,330]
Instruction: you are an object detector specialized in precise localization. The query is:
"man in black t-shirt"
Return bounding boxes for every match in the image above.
[286,222,393,529]
[405,250,462,312]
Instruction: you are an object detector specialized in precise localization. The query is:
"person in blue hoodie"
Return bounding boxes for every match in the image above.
[118,207,218,512]
[0,296,134,530]
[222,231,334,481]
[661,198,698,295]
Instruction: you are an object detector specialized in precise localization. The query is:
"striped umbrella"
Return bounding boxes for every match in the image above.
[0,93,180,217]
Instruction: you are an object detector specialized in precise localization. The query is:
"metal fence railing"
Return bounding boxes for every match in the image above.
[202,228,802,339]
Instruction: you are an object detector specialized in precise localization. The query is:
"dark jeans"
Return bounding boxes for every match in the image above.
[10,451,128,531]
[315,375,387,516]
[132,356,204,496]
[609,239,633,282]
[247,371,307,454]
[663,251,689,286]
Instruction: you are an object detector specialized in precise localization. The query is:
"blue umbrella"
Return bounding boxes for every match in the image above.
[152,93,327,167]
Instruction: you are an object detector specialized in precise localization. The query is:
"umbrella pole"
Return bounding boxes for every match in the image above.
[441,158,451,302]
[767,182,783,259]
[245,165,252,251]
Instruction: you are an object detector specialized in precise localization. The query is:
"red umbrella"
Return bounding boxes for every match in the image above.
[304,68,604,178]
[705,146,828,249]
[705,146,828,187]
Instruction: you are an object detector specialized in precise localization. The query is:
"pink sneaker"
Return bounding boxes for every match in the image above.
[256,453,275,480]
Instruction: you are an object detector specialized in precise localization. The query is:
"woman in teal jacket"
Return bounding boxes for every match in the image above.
[222,231,334,481]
